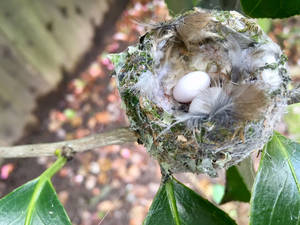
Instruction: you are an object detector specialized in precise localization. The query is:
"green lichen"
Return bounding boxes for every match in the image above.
[213,10,232,22]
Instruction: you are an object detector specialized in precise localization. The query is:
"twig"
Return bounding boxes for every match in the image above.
[0,127,137,158]
[1,85,298,159]
[288,85,300,105]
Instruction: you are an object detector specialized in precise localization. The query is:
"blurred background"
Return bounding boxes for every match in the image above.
[0,1,299,225]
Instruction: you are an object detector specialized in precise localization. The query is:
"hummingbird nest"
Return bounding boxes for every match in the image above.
[110,9,289,176]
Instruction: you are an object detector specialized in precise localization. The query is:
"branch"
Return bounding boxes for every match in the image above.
[0,127,137,158]
[288,86,300,105]
[2,85,299,159]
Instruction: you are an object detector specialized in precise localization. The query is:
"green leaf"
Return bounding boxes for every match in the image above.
[0,156,70,225]
[221,157,254,203]
[212,184,225,204]
[165,0,197,15]
[219,0,243,12]
[250,132,300,225]
[257,18,272,33]
[164,0,242,15]
[143,177,237,225]
[284,103,300,142]
[241,0,300,18]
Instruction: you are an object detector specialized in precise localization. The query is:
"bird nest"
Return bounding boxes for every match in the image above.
[110,9,289,176]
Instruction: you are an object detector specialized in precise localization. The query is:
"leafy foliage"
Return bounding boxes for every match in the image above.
[284,103,300,142]
[241,0,300,18]
[250,132,300,225]
[165,0,242,15]
[221,166,251,203]
[165,0,197,15]
[143,177,237,225]
[0,156,70,225]
[221,157,255,203]
[257,18,272,33]
[165,0,300,18]
[221,163,252,204]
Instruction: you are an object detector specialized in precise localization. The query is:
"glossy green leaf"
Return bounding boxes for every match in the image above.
[241,0,300,18]
[219,0,243,12]
[221,157,254,203]
[0,156,70,225]
[143,177,237,225]
[165,0,242,15]
[250,132,300,225]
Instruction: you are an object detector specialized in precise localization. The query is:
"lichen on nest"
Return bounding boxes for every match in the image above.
[110,9,290,176]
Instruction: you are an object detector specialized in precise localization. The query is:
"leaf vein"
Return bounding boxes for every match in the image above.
[274,135,300,194]
[268,175,287,225]
[166,180,181,225]
[249,0,263,16]
[7,212,24,225]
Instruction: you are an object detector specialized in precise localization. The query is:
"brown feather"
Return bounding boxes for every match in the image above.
[231,84,268,121]
[175,12,211,50]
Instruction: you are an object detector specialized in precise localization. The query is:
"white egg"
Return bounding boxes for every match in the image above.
[173,71,210,103]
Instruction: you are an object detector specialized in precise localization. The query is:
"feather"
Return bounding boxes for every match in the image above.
[188,86,235,127]
[186,83,267,129]
[132,71,160,101]
[175,12,217,50]
[231,84,267,121]
[224,34,255,83]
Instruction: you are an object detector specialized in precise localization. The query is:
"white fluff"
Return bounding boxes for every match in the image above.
[249,42,280,69]
[173,71,211,103]
[251,52,277,69]
[133,71,160,100]
[260,69,282,91]
[133,70,173,112]
[189,87,226,114]
[153,39,166,65]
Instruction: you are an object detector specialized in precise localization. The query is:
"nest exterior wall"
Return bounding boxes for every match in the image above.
[111,10,290,176]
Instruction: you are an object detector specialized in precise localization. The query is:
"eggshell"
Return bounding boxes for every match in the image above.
[173,71,210,103]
